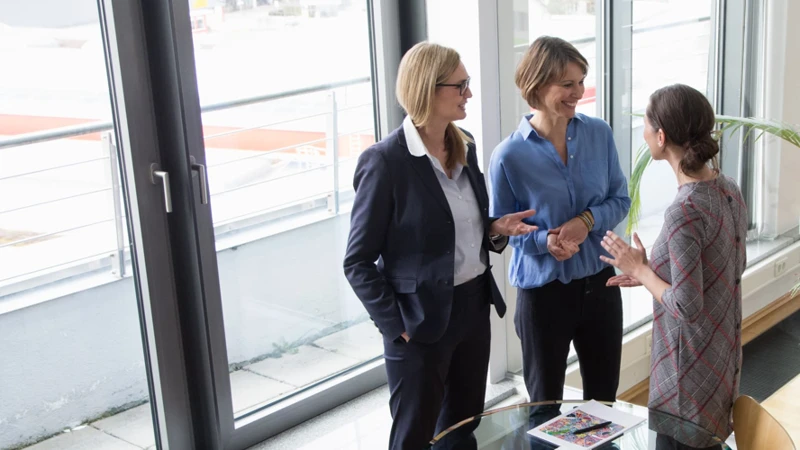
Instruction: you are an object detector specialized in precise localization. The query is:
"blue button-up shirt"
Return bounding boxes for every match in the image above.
[488,113,631,289]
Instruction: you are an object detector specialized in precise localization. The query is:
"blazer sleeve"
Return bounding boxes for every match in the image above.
[342,148,405,339]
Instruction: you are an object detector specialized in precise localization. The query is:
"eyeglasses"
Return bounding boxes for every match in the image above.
[436,77,470,96]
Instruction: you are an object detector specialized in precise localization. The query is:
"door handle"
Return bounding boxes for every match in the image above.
[150,163,172,213]
[190,156,209,205]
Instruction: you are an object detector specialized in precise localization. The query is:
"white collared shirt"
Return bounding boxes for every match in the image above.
[402,115,487,286]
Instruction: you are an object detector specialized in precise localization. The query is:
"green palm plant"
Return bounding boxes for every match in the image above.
[625,115,800,294]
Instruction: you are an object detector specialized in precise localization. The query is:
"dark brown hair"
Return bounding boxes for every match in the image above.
[515,36,588,109]
[645,84,718,174]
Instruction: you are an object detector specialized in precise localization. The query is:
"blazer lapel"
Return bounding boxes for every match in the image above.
[396,128,453,219]
[464,160,490,229]
[407,154,454,220]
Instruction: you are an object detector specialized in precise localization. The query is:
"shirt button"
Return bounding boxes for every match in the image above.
[570,155,574,159]
[567,137,572,141]
[471,244,475,248]
[468,219,472,223]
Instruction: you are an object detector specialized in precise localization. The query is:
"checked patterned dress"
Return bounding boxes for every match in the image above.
[647,174,748,448]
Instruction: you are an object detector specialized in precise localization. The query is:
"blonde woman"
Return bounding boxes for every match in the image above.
[344,42,537,449]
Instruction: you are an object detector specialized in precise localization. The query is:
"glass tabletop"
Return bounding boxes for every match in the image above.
[425,400,731,450]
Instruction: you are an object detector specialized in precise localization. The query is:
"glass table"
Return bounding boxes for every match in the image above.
[425,400,732,450]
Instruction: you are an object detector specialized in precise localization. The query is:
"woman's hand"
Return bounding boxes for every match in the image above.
[606,274,643,287]
[547,233,580,261]
[599,231,648,278]
[550,217,590,246]
[491,209,538,236]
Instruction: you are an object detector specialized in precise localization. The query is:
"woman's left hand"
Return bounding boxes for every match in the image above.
[550,217,590,246]
[491,209,539,236]
[599,231,648,277]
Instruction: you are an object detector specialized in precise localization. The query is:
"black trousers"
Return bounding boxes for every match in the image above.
[656,433,723,450]
[383,274,491,450]
[515,266,622,411]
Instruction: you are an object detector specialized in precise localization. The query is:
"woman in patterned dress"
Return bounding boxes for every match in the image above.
[598,84,748,450]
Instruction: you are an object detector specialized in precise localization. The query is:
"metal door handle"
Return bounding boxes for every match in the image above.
[190,156,209,205]
[150,163,172,213]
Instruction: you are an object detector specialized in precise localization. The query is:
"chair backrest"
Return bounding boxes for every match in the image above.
[733,395,796,450]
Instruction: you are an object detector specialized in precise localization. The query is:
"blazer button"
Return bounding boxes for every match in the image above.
[445,280,450,285]
[735,278,740,285]
[728,195,733,202]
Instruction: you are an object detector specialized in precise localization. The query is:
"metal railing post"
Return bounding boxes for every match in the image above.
[326,91,340,215]
[103,131,126,278]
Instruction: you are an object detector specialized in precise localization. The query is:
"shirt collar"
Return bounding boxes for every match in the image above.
[402,115,468,175]
[402,115,429,157]
[517,112,585,140]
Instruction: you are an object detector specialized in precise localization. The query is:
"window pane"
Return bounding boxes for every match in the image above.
[0,3,157,449]
[185,2,380,418]
[627,0,714,329]
[513,0,599,118]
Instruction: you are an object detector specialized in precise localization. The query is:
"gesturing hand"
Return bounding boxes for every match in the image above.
[599,231,648,277]
[606,274,643,287]
[491,209,539,236]
[547,233,580,261]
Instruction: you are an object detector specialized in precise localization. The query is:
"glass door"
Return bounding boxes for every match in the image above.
[0,1,198,448]
[137,1,387,447]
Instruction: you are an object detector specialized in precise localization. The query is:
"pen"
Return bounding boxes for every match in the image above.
[572,421,612,435]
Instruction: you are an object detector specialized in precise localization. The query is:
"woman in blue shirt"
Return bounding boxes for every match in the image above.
[489,36,631,418]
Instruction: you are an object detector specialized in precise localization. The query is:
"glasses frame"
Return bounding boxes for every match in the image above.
[436,76,470,96]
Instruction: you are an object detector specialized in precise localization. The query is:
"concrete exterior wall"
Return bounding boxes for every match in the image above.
[0,214,362,449]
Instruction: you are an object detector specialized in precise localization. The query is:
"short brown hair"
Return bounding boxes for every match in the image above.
[515,36,588,109]
[646,84,718,174]
[396,42,469,169]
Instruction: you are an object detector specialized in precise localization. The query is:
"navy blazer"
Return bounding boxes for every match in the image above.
[343,126,508,344]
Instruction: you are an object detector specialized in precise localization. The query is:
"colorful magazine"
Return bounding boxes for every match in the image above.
[527,400,645,449]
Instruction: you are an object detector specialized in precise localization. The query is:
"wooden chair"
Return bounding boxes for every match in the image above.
[733,395,796,450]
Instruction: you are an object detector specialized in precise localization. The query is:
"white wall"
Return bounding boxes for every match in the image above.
[773,0,800,234]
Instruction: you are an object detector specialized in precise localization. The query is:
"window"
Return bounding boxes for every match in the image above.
[512,0,600,119]
[625,0,715,330]
[1,0,398,447]
[0,3,158,449]
[182,2,382,421]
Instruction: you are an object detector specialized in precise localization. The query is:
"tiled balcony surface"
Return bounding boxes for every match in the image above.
[22,322,383,450]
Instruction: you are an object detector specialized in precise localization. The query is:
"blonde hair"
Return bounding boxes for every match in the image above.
[515,36,588,109]
[396,42,470,169]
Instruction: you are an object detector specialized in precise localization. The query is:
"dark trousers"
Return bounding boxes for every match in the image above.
[515,266,622,411]
[656,433,723,450]
[384,274,491,450]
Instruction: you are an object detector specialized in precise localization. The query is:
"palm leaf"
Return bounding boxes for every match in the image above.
[626,115,800,234]
[626,143,652,236]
